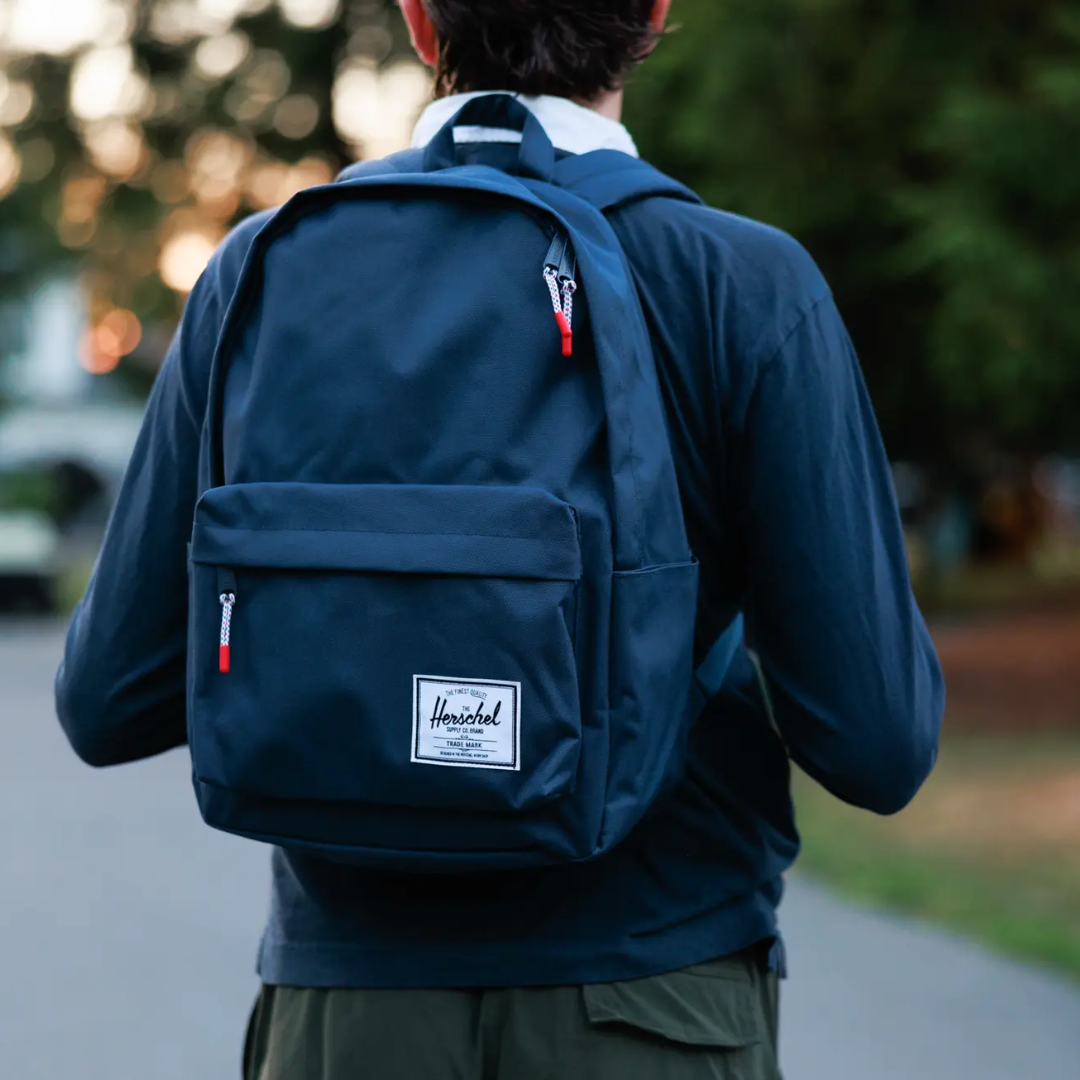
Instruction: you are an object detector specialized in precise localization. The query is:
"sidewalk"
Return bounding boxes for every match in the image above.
[781,878,1080,1079]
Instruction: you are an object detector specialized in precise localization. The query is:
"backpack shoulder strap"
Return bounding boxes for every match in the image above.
[554,150,721,720]
[553,150,702,213]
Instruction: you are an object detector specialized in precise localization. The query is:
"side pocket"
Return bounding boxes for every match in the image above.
[603,559,699,844]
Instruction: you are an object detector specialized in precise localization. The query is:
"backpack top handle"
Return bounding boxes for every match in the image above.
[422,93,556,183]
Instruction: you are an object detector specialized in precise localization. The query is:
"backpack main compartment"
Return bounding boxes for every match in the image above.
[187,162,699,870]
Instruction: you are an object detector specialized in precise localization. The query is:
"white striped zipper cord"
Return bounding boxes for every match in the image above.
[561,278,577,329]
[543,266,563,318]
[219,592,235,673]
[219,593,235,646]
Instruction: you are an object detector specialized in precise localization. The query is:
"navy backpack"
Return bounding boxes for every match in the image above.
[187,95,735,870]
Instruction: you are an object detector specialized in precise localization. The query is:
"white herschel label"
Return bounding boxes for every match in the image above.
[412,675,521,770]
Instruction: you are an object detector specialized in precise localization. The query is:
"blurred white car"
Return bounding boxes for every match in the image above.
[0,403,143,520]
[0,402,142,611]
[0,509,62,612]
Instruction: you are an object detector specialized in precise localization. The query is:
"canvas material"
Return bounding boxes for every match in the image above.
[186,95,731,870]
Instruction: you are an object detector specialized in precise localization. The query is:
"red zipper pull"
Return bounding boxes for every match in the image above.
[544,266,575,357]
[219,591,236,673]
[560,278,577,357]
[554,310,572,356]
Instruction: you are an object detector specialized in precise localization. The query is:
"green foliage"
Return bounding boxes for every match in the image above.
[0,467,61,518]
[627,0,1080,455]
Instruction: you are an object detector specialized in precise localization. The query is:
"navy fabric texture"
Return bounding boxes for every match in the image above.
[190,483,583,578]
[182,101,704,868]
[55,106,945,986]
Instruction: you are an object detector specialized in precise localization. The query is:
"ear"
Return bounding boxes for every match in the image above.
[649,0,672,32]
[400,0,439,67]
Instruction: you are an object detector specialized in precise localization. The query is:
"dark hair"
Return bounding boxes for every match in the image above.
[423,1,661,101]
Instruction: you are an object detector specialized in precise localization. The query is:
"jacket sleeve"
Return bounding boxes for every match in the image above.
[54,216,267,767]
[738,295,945,814]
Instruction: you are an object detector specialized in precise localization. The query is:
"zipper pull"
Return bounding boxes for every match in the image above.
[556,238,578,357]
[217,568,237,674]
[543,263,575,357]
[560,278,577,352]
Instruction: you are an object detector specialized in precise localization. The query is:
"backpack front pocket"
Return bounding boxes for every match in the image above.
[188,483,582,814]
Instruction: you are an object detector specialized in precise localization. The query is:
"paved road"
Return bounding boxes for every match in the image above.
[3,623,1079,1079]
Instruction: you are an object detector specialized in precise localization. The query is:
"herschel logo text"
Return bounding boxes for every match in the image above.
[412,676,521,771]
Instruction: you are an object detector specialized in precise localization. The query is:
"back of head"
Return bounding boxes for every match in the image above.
[423,0,660,101]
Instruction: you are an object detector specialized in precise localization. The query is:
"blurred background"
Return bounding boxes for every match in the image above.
[1,1,1079,1076]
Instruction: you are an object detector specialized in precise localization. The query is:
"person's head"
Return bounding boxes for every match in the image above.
[399,0,672,104]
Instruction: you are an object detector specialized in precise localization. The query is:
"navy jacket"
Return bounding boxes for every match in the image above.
[56,149,944,987]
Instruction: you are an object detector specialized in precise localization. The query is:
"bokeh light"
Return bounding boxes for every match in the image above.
[224,48,290,123]
[279,0,340,31]
[198,0,253,22]
[3,0,131,56]
[274,94,319,139]
[333,59,431,159]
[194,32,252,80]
[70,45,150,122]
[0,135,22,199]
[0,73,34,126]
[81,307,143,373]
[159,229,221,292]
[84,121,146,180]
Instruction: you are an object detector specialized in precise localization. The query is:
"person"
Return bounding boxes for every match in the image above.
[55,1,945,1077]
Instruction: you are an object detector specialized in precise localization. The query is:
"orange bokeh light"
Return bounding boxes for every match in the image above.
[80,308,142,375]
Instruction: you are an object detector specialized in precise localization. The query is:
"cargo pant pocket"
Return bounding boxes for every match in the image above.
[582,949,779,1080]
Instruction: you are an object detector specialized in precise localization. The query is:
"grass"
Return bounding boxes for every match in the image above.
[792,735,1080,982]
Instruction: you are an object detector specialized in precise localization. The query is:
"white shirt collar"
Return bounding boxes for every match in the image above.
[411,91,639,159]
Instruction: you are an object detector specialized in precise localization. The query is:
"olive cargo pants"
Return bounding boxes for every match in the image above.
[243,946,780,1080]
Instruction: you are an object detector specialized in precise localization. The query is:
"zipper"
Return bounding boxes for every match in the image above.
[544,233,566,276]
[543,231,578,357]
[557,237,577,285]
[217,568,237,674]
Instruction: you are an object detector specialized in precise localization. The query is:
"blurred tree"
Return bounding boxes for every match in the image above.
[627,0,1080,457]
